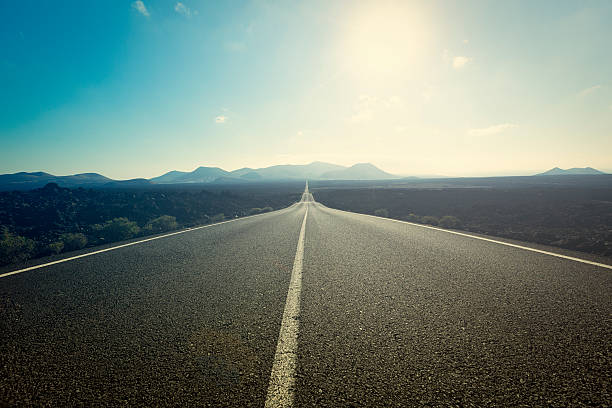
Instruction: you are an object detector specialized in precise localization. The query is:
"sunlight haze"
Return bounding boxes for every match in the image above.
[1,0,611,179]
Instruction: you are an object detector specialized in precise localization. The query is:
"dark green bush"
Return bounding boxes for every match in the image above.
[47,241,64,254]
[145,215,178,233]
[439,215,461,228]
[0,228,35,265]
[210,213,225,223]
[402,213,420,222]
[248,207,273,215]
[420,215,439,226]
[374,208,389,218]
[60,233,88,251]
[92,218,140,242]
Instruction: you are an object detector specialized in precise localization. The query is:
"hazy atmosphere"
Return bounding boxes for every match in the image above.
[2,2,611,406]
[1,0,611,178]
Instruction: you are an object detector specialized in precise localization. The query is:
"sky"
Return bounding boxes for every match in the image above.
[1,0,611,179]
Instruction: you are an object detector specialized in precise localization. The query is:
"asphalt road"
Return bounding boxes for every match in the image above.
[1,187,611,407]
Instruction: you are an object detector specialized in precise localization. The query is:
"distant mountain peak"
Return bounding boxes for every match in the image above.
[147,161,396,184]
[320,163,397,180]
[535,167,605,176]
[0,171,114,191]
[195,165,223,170]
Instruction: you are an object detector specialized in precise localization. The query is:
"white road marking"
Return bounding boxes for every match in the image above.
[265,202,308,408]
[0,209,287,280]
[319,203,612,270]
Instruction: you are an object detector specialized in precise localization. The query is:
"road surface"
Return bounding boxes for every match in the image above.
[1,184,610,406]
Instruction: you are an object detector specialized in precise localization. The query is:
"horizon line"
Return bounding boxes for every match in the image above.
[1,162,610,181]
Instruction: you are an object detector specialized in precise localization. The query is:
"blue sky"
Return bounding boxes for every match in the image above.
[1,0,611,179]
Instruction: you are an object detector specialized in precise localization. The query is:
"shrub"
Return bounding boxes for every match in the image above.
[0,228,35,265]
[248,207,273,216]
[402,213,420,222]
[92,217,140,242]
[374,208,389,218]
[48,241,64,254]
[439,215,461,229]
[145,215,178,233]
[420,216,439,226]
[60,233,88,251]
[210,213,225,223]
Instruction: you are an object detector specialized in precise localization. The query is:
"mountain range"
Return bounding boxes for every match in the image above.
[534,167,606,176]
[0,172,153,191]
[150,162,396,184]
[1,163,607,191]
[0,162,398,191]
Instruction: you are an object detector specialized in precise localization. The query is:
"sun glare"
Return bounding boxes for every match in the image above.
[338,1,430,80]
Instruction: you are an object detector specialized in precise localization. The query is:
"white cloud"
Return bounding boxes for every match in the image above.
[578,85,602,97]
[132,1,149,17]
[174,2,196,17]
[452,56,472,69]
[468,123,518,136]
[215,115,227,124]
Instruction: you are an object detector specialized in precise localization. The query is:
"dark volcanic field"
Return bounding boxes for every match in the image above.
[311,177,612,258]
[0,182,304,266]
[2,175,612,266]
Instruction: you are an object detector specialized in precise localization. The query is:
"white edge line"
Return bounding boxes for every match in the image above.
[0,203,301,279]
[265,203,308,408]
[318,203,612,271]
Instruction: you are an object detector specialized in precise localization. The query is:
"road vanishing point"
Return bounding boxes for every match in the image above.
[1,183,610,406]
